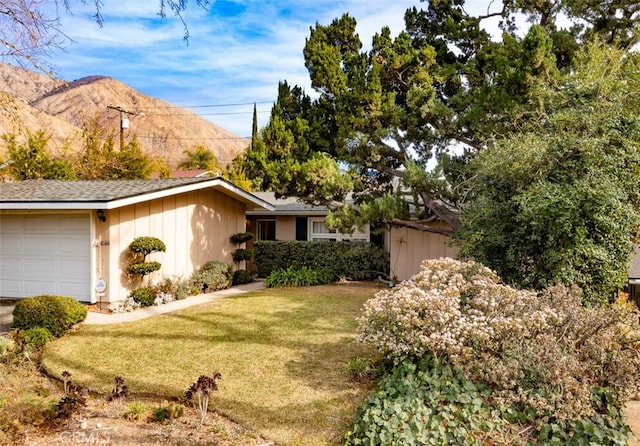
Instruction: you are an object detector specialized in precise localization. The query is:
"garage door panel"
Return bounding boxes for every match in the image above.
[60,260,90,278]
[24,280,58,295]
[0,258,23,274]
[2,236,23,252]
[59,281,90,297]
[0,280,22,295]
[25,258,57,275]
[24,236,57,254]
[59,237,89,256]
[58,216,89,233]
[0,214,91,301]
[0,218,23,233]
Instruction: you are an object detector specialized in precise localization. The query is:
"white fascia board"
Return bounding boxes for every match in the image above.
[0,202,104,210]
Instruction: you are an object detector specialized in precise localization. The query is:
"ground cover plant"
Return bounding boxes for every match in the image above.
[352,258,640,445]
[41,283,381,445]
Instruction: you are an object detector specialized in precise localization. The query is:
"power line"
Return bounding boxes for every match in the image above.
[136,135,251,140]
[139,100,274,109]
[134,110,271,117]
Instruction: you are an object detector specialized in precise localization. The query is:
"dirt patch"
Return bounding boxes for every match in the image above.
[23,394,271,446]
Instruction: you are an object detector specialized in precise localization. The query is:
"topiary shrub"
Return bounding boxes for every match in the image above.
[231,248,254,262]
[229,232,254,244]
[232,269,253,285]
[190,261,233,294]
[129,287,155,307]
[12,295,87,337]
[127,236,166,285]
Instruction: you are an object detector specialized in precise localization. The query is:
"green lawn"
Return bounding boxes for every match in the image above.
[41,283,381,445]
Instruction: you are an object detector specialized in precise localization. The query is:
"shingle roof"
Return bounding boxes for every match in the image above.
[248,192,330,215]
[0,178,274,211]
[0,178,209,202]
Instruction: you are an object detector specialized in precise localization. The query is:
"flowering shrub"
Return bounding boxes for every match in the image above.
[357,258,640,430]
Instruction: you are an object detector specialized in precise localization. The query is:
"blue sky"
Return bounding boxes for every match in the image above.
[49,1,428,137]
[49,1,507,137]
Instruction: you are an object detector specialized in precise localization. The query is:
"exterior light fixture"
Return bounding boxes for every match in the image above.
[97,209,106,222]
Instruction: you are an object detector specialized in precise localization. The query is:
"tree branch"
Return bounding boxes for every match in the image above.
[390,218,455,236]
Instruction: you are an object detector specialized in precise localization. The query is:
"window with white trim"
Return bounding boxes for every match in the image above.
[308,217,370,242]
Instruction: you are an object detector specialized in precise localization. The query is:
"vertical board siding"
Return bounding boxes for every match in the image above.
[389,227,459,281]
[103,189,247,303]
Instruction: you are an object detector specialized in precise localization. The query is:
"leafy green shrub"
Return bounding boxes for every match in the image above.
[129,287,155,307]
[231,248,254,262]
[12,295,87,337]
[22,327,54,350]
[254,240,388,279]
[345,358,500,445]
[190,261,233,293]
[154,276,191,300]
[356,258,640,443]
[229,232,254,244]
[265,266,335,287]
[232,269,253,285]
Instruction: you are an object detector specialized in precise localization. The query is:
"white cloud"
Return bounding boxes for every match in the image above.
[47,1,421,135]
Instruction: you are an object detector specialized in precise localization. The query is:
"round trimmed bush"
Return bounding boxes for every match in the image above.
[129,287,155,307]
[232,269,253,285]
[12,295,87,337]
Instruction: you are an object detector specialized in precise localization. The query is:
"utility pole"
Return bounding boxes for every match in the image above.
[106,105,140,150]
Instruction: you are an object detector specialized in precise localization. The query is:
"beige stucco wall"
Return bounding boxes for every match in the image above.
[97,189,246,303]
[389,226,459,282]
[275,216,296,240]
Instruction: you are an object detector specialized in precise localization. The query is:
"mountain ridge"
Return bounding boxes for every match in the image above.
[0,63,249,167]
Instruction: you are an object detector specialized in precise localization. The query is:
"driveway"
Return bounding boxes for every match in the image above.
[0,299,16,334]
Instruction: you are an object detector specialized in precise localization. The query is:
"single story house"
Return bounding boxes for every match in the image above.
[0,178,273,305]
[246,192,458,281]
[246,192,373,243]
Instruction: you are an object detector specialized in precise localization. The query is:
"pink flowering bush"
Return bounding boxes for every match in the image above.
[357,258,640,429]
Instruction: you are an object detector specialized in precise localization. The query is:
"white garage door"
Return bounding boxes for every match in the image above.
[0,214,91,301]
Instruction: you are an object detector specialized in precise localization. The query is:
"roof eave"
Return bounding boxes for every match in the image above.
[0,178,276,211]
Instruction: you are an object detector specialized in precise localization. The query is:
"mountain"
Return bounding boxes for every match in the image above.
[0,63,249,167]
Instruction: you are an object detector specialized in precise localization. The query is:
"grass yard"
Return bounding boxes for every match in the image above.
[41,282,382,445]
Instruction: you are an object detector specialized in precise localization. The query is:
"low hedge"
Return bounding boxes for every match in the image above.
[12,295,87,337]
[265,266,336,287]
[254,241,389,279]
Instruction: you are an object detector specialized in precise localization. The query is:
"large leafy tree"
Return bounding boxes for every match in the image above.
[242,0,640,237]
[456,43,640,303]
[2,129,75,180]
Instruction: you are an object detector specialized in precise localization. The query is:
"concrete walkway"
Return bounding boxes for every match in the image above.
[86,281,265,325]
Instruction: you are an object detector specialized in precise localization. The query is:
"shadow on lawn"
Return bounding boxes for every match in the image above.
[213,393,360,446]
